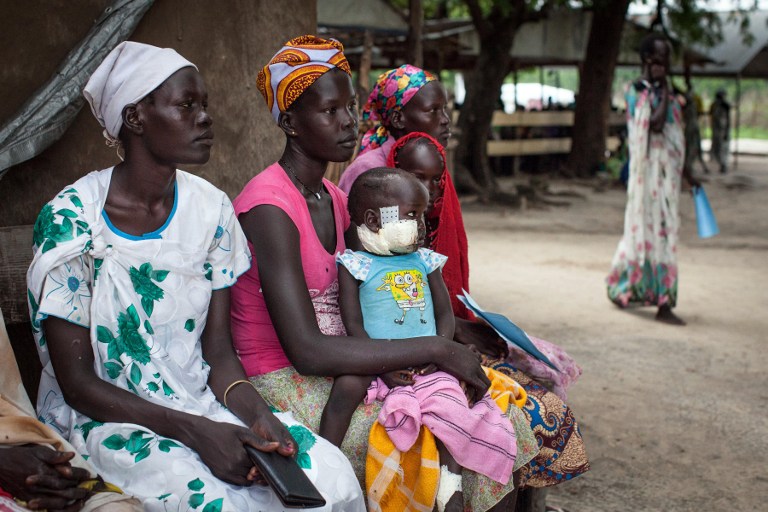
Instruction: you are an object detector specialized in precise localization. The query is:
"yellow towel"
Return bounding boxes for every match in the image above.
[365,367,527,511]
[366,422,439,512]
[484,367,528,412]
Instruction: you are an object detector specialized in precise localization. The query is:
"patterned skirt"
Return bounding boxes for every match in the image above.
[251,367,540,512]
[483,357,590,488]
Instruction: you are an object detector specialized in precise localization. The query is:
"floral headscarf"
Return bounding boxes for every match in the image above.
[359,65,437,154]
[257,35,351,122]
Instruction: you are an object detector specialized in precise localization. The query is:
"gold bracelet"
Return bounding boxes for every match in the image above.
[223,379,252,409]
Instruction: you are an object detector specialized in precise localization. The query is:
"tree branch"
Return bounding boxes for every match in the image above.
[464,0,491,37]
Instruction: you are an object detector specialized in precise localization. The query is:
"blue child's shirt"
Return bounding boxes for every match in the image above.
[336,248,447,339]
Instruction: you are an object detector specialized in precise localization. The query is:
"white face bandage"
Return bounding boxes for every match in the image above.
[357,207,419,255]
[436,465,463,512]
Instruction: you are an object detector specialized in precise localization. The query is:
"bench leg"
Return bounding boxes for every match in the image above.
[516,487,548,512]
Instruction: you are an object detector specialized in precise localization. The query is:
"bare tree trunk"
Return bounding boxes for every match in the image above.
[566,0,631,177]
[454,0,526,199]
[407,0,424,68]
[454,36,514,195]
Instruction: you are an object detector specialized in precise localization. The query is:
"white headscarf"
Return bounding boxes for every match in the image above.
[83,41,196,144]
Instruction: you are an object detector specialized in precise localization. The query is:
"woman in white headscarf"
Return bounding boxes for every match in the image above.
[26,41,364,512]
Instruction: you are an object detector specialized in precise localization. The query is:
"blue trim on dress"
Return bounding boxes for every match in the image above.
[101,183,178,240]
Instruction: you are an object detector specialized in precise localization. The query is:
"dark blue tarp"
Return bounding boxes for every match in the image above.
[0,0,154,179]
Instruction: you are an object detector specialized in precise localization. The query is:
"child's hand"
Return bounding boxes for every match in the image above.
[414,363,438,376]
[381,369,415,388]
[455,318,509,359]
[458,380,477,407]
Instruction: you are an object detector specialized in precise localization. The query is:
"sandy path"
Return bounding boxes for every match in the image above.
[460,156,768,511]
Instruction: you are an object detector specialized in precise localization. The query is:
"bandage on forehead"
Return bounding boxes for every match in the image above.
[379,206,400,225]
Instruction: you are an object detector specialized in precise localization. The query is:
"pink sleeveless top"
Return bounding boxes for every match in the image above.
[230,163,350,376]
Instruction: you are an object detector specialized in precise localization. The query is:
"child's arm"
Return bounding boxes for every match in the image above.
[338,265,369,338]
[428,269,455,340]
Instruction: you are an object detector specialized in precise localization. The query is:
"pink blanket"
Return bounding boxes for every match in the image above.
[365,371,516,485]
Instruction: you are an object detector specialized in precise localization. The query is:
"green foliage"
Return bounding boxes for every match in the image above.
[386,0,571,20]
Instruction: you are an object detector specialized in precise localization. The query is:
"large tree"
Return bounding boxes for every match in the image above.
[453,0,556,199]
[566,0,631,178]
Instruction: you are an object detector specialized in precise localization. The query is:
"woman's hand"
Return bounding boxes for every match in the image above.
[454,317,509,359]
[188,417,283,486]
[248,412,297,457]
[246,412,297,484]
[434,340,491,405]
[0,446,90,511]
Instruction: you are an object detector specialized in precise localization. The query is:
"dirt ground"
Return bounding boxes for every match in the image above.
[461,155,768,512]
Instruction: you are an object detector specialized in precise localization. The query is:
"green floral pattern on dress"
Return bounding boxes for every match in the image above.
[285,424,316,469]
[33,204,76,253]
[102,429,181,463]
[156,479,224,512]
[97,305,151,363]
[32,190,90,254]
[77,420,104,440]
[130,263,169,317]
[97,304,156,394]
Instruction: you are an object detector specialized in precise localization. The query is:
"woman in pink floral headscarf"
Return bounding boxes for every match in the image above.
[337,64,451,193]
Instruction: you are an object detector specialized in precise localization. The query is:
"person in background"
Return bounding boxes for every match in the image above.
[681,71,709,175]
[709,88,731,174]
[607,33,700,325]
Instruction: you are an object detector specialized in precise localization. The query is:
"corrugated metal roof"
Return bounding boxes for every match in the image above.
[631,10,768,77]
[317,0,407,33]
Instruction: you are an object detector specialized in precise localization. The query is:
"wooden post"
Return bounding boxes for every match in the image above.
[357,29,373,98]
[734,74,740,170]
[407,0,423,68]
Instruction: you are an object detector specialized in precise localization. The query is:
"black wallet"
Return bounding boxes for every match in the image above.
[245,445,326,508]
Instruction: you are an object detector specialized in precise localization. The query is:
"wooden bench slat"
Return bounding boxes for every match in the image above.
[0,225,34,324]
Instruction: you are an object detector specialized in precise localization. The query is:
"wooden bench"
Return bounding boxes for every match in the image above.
[0,225,40,399]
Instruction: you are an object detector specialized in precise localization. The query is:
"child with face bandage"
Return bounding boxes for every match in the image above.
[320,169,518,512]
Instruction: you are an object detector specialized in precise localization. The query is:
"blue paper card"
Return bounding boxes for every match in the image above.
[458,290,559,371]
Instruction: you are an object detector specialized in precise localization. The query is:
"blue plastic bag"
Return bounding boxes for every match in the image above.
[693,186,719,238]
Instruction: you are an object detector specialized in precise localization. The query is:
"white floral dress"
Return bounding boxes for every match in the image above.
[607,81,685,307]
[26,168,364,512]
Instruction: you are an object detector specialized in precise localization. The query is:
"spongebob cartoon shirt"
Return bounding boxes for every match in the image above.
[336,248,447,338]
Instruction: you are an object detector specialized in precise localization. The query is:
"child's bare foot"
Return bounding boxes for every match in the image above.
[656,304,685,325]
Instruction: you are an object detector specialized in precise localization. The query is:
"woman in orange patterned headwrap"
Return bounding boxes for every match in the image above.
[231,37,534,511]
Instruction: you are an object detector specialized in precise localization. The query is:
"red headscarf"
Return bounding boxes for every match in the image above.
[387,132,472,319]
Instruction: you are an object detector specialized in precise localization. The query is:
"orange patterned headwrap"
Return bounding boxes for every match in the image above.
[257,35,351,122]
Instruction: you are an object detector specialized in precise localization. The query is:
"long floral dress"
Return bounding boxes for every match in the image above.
[26,168,365,512]
[607,81,685,307]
